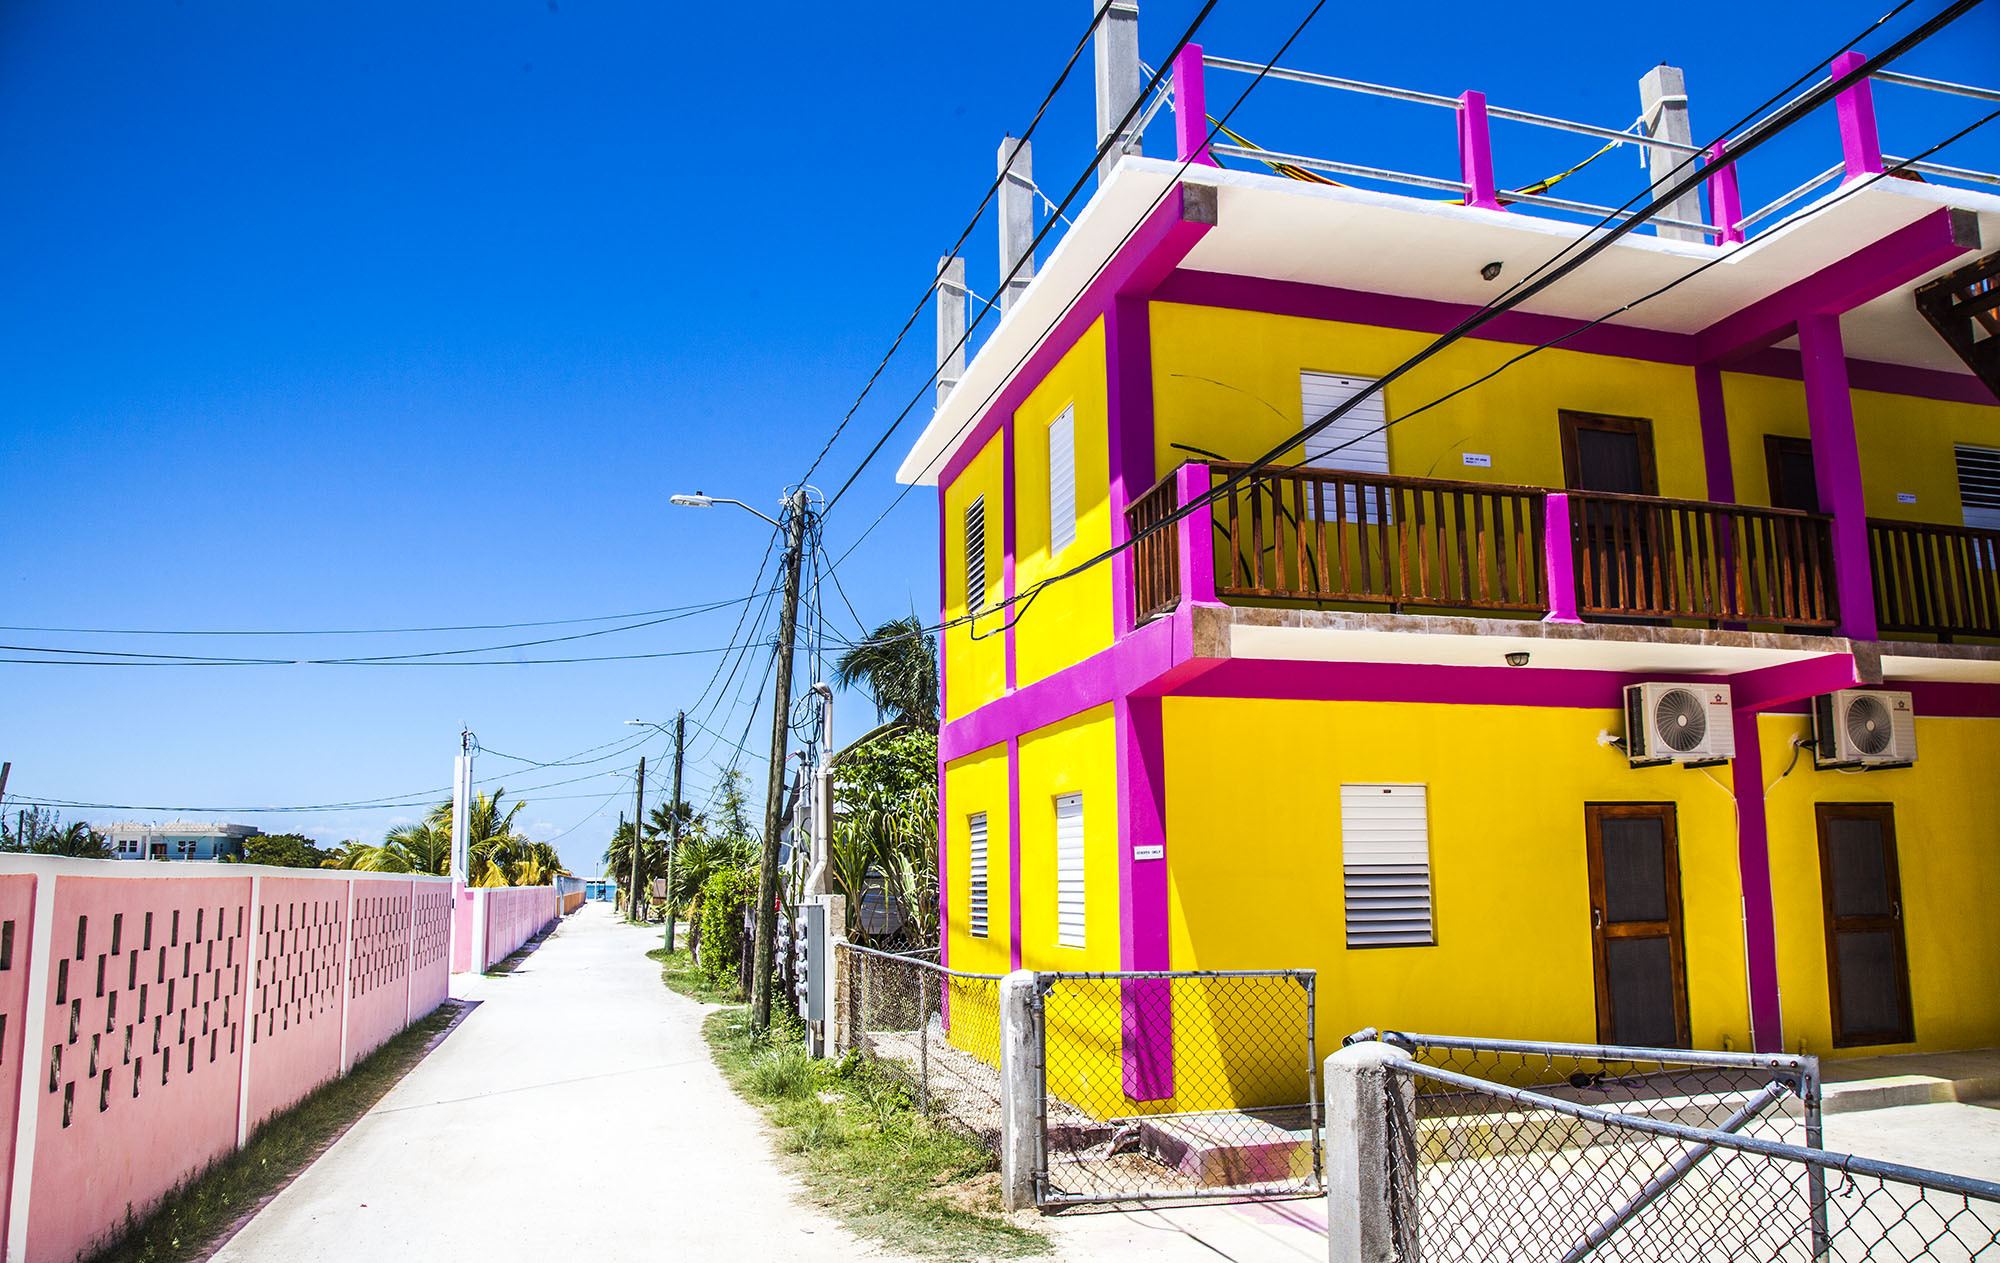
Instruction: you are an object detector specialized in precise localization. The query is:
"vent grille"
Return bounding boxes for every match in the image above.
[1341,784,1434,948]
[1055,794,1085,949]
[1048,406,1076,556]
[1845,695,1895,756]
[1653,688,1709,753]
[967,813,989,938]
[964,496,987,613]
[1957,445,2000,530]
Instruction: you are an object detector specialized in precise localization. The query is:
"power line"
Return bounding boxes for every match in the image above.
[0,592,769,638]
[818,0,1225,516]
[794,0,1127,487]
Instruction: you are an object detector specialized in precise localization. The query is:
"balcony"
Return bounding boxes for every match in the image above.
[1130,461,1997,643]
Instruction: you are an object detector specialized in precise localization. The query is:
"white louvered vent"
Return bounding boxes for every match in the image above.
[964,496,988,612]
[967,813,990,938]
[1340,784,1435,948]
[1055,793,1086,948]
[1957,444,2000,530]
[1048,405,1077,557]
[1303,372,1390,522]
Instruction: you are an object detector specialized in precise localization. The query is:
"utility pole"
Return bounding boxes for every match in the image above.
[665,712,685,953]
[751,490,808,1035]
[629,756,647,923]
[450,730,474,884]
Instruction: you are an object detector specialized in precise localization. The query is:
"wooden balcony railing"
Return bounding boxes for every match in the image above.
[1869,518,2000,639]
[1565,492,1838,628]
[1206,463,1548,614]
[1129,470,1184,623]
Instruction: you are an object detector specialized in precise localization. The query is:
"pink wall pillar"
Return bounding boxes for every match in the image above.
[1729,711,1786,1053]
[1457,90,1502,211]
[1831,50,1884,180]
[1543,493,1581,623]
[1705,142,1745,245]
[1115,695,1173,1102]
[1694,363,1737,502]
[1174,461,1217,606]
[1798,312,1876,640]
[1170,44,1212,165]
[1108,295,1157,636]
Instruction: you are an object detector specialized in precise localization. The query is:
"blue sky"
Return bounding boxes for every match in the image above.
[4,1,1996,874]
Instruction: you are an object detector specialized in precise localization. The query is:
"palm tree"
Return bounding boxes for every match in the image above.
[663,829,756,962]
[326,788,554,884]
[35,821,114,859]
[833,616,939,733]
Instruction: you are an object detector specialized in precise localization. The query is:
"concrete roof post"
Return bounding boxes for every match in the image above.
[1640,65,1706,243]
[997,136,1036,317]
[1093,0,1142,183]
[1324,1040,1417,1263]
[998,969,1044,1211]
[935,256,967,410]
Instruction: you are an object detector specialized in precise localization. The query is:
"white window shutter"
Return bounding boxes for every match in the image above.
[964,496,987,612]
[1301,373,1389,473]
[1956,444,2000,530]
[1340,784,1434,948]
[1048,406,1077,556]
[1054,794,1086,948]
[967,813,990,938]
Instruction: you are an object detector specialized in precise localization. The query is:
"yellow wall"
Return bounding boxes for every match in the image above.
[1148,302,1708,495]
[942,742,1012,978]
[1760,712,2000,1058]
[1719,372,1991,523]
[1013,318,1115,688]
[1162,697,1754,1062]
[1017,704,1122,972]
[942,431,1005,721]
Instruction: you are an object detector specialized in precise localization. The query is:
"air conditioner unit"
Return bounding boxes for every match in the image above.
[1624,682,1735,767]
[1813,689,1917,768]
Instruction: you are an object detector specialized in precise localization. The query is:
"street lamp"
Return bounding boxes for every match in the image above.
[671,485,812,1035]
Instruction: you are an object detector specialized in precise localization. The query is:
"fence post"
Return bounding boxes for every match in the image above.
[1324,1040,1415,1263]
[236,873,263,1147]
[6,870,58,1263]
[998,970,1042,1212]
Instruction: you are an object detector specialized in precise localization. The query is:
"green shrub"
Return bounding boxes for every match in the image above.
[746,1043,817,1101]
[696,866,756,990]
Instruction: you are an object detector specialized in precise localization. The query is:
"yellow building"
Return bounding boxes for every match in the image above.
[899,42,2000,1115]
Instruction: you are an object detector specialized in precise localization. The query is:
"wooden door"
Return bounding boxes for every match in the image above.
[1817,804,1916,1047]
[1584,803,1691,1048]
[1765,435,1821,513]
[1561,411,1660,496]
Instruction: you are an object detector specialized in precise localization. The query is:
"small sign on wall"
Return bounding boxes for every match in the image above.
[1132,844,1164,861]
[1462,453,1493,468]
[1897,492,1917,504]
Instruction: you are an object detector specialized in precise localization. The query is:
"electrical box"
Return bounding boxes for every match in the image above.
[792,900,829,1023]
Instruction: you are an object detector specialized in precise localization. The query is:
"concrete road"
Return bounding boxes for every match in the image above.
[213,904,914,1263]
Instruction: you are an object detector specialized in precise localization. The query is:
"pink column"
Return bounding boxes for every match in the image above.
[1116,695,1173,1102]
[1705,142,1745,245]
[1171,43,1212,165]
[1543,492,1581,623]
[1002,416,1017,691]
[1007,738,1023,972]
[1695,363,1736,502]
[935,485,951,987]
[1457,90,1502,211]
[1174,461,1217,605]
[1831,51,1884,180]
[1729,711,1786,1053]
[1798,312,1876,640]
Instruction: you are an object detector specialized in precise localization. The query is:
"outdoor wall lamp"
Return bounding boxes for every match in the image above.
[1506,651,1532,667]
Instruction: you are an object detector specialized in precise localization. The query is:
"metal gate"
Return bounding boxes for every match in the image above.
[1033,969,1322,1207]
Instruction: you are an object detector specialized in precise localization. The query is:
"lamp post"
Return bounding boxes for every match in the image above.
[673,486,810,1036]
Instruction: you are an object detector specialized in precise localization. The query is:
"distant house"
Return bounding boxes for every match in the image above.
[100,821,256,862]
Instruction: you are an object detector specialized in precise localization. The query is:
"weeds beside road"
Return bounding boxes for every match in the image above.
[652,944,1044,1260]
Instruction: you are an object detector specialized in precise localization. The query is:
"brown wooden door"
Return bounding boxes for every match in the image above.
[1765,435,1821,513]
[1817,804,1916,1047]
[1561,411,1660,496]
[1585,803,1691,1048]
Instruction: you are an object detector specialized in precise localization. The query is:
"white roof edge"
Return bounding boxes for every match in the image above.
[895,158,2000,488]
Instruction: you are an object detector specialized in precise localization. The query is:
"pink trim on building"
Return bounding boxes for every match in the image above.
[1116,696,1174,1101]
[1729,711,1786,1053]
[1456,89,1501,211]
[1171,44,1213,166]
[1831,50,1885,180]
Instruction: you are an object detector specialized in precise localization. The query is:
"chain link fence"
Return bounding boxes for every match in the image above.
[1036,970,1321,1206]
[1363,1030,2000,1261]
[839,942,1005,1148]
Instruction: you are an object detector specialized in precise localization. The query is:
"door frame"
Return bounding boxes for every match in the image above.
[1559,410,1660,495]
[1816,803,1917,1048]
[1583,801,1692,1048]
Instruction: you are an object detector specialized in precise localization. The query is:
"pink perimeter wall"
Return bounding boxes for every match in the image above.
[27,873,251,1263]
[479,887,557,971]
[1,860,454,1263]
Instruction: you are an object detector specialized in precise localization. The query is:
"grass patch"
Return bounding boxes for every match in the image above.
[88,1002,463,1263]
[647,944,741,1005]
[702,1006,1044,1260]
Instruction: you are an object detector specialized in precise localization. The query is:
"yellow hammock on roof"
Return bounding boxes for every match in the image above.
[1208,116,1626,204]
